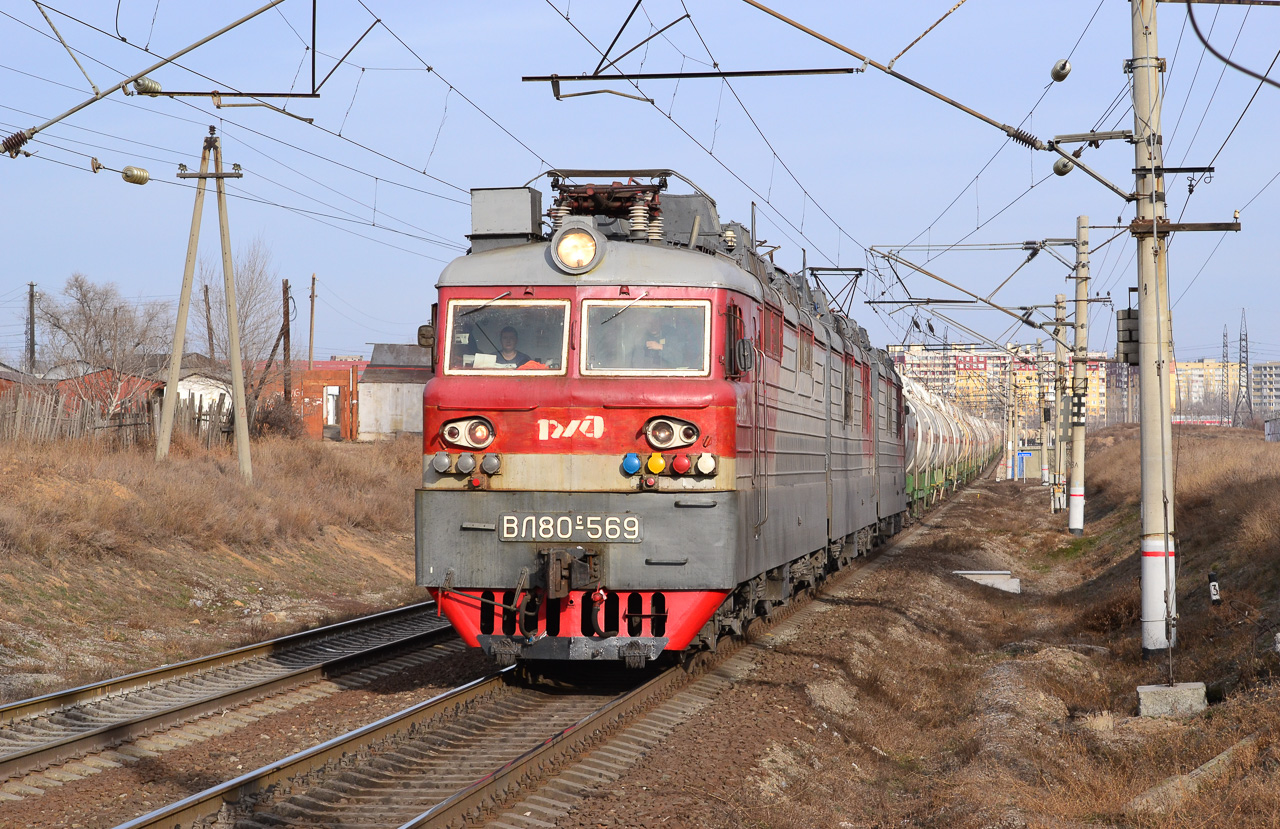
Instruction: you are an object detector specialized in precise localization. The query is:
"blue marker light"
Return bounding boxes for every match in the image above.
[622,453,642,475]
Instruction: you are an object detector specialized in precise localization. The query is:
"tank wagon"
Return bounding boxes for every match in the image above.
[415,170,1000,668]
[901,376,1001,512]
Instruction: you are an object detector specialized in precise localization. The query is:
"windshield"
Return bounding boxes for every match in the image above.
[581,300,711,375]
[444,299,569,375]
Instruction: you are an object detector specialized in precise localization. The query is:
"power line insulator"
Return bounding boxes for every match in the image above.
[3,130,30,158]
[1050,59,1072,83]
[133,76,162,96]
[122,166,150,185]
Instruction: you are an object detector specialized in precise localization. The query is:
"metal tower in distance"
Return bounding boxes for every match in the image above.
[1220,325,1229,427]
[1235,309,1253,426]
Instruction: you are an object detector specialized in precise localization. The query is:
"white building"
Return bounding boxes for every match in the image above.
[357,343,433,440]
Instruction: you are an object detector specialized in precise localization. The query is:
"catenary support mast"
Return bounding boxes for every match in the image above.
[1132,0,1176,656]
[1053,294,1067,512]
[1069,216,1089,536]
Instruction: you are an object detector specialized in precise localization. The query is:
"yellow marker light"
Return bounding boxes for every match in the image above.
[646,452,666,474]
[556,229,597,269]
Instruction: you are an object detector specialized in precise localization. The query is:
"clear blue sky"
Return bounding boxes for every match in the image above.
[1,1,1276,365]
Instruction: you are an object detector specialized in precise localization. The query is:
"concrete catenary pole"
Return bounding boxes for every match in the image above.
[1039,344,1050,486]
[1069,216,1089,536]
[1002,358,1013,481]
[1132,0,1176,655]
[1006,365,1016,481]
[213,135,253,482]
[156,134,212,462]
[1053,294,1067,512]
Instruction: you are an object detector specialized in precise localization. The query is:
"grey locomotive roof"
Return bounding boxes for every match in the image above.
[436,239,766,303]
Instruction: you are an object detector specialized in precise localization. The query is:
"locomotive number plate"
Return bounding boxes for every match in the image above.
[498,513,643,543]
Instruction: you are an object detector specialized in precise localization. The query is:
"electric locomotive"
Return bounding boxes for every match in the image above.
[414,170,997,668]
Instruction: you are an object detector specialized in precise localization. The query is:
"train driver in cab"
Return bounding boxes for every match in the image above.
[635,310,697,369]
[494,326,534,368]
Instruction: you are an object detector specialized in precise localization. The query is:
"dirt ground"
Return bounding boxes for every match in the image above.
[560,433,1280,829]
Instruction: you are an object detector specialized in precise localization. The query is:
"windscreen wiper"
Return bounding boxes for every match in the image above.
[600,290,650,324]
[461,291,512,316]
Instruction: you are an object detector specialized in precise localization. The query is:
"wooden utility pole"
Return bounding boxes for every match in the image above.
[26,282,36,374]
[157,126,251,482]
[203,284,215,361]
[157,131,213,462]
[282,278,292,407]
[308,273,316,370]
[212,133,253,483]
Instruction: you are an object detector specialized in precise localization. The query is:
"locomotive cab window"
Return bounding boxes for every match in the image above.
[581,299,711,376]
[443,299,570,375]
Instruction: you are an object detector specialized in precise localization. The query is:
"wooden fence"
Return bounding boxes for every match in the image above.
[0,387,233,447]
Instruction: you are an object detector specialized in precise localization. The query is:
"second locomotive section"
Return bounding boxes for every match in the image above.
[417,173,912,667]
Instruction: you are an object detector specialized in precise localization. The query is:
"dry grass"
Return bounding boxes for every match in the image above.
[0,434,427,702]
[0,434,421,560]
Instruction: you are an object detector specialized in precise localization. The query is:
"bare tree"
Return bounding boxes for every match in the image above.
[36,273,172,414]
[193,235,291,395]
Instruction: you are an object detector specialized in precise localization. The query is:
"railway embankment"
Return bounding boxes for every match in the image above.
[558,424,1280,828]
[0,436,428,703]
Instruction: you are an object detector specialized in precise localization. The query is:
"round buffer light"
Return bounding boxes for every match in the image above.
[467,420,492,446]
[643,417,699,450]
[441,417,495,450]
[649,420,675,446]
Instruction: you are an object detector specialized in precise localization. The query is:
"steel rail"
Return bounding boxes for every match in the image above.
[113,671,513,829]
[0,623,455,783]
[402,662,682,828]
[0,600,436,726]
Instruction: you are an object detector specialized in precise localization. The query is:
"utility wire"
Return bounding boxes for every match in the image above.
[1187,2,1280,91]
[0,9,469,207]
[21,140,450,262]
[12,4,472,195]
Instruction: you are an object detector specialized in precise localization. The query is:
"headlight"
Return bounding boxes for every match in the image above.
[550,221,604,274]
[556,230,596,269]
[441,417,495,449]
[644,417,698,450]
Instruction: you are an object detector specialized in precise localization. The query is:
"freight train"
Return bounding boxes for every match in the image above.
[414,170,1000,668]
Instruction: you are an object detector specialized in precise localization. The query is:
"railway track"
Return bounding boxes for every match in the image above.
[114,664,674,829]
[111,518,936,829]
[0,601,456,789]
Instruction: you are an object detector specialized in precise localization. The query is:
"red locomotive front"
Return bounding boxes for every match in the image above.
[417,175,762,667]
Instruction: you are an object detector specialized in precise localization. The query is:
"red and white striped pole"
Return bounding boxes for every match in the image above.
[1131,0,1176,655]
[1068,216,1088,536]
